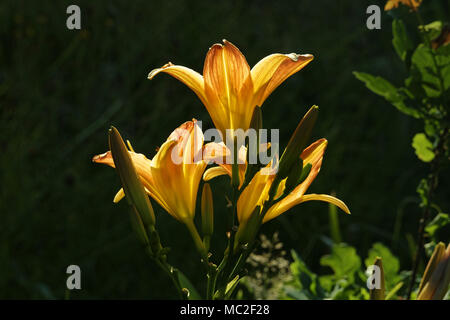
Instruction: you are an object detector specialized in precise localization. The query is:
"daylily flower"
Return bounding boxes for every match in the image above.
[202,142,271,189]
[202,138,350,227]
[148,40,313,141]
[242,139,348,223]
[384,0,422,11]
[92,120,207,224]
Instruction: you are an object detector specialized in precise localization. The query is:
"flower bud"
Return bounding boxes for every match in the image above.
[277,105,319,179]
[369,257,385,300]
[201,183,214,237]
[417,242,450,300]
[234,206,261,250]
[283,159,304,195]
[108,126,155,228]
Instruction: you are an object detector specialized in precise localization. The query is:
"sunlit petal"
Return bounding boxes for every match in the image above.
[113,188,125,203]
[148,63,208,106]
[251,53,314,106]
[263,139,327,222]
[203,166,229,181]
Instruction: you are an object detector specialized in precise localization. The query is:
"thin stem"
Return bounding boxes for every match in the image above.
[185,219,208,262]
[406,128,448,299]
[145,246,185,300]
[405,6,449,299]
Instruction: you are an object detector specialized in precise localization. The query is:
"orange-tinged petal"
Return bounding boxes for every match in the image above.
[237,169,271,223]
[300,138,328,164]
[92,150,154,188]
[203,40,254,135]
[203,40,251,105]
[203,166,229,181]
[385,0,422,11]
[251,53,314,106]
[263,139,327,222]
[297,194,350,214]
[114,186,152,204]
[148,63,208,106]
[202,142,229,164]
[94,120,209,225]
[113,188,125,203]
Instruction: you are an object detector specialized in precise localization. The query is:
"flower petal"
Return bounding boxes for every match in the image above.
[297,194,350,214]
[237,169,271,223]
[203,166,229,181]
[203,40,251,104]
[148,62,208,106]
[203,40,254,134]
[92,150,154,187]
[251,53,314,106]
[113,188,125,203]
[263,139,327,223]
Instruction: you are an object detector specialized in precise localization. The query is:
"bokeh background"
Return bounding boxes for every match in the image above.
[1,0,449,299]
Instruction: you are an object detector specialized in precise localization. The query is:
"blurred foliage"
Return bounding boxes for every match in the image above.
[354,0,449,297]
[239,232,292,300]
[0,0,449,299]
[280,242,409,300]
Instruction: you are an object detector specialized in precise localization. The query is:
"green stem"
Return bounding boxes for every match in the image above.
[145,246,185,300]
[185,219,209,264]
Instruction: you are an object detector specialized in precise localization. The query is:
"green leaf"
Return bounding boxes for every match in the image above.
[412,133,435,162]
[353,71,420,118]
[436,44,450,91]
[284,287,310,300]
[224,275,240,299]
[289,250,325,298]
[320,243,361,282]
[411,44,450,98]
[365,243,400,290]
[386,282,404,300]
[291,250,314,289]
[419,21,443,41]
[416,178,430,206]
[425,213,450,238]
[392,19,413,62]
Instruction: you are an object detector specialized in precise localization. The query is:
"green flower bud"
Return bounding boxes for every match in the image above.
[277,105,319,179]
[370,257,385,300]
[108,126,155,228]
[201,183,214,237]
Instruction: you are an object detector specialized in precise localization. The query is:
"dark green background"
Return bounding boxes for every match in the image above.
[1,0,448,299]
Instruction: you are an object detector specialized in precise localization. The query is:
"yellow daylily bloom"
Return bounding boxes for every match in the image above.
[93,120,207,224]
[385,0,422,11]
[202,142,271,188]
[148,40,313,141]
[237,138,350,225]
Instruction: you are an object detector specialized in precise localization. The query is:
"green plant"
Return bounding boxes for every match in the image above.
[354,2,449,298]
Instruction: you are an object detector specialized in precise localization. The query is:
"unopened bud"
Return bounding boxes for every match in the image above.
[417,242,450,300]
[201,183,214,237]
[109,126,155,228]
[277,105,319,179]
[369,257,385,300]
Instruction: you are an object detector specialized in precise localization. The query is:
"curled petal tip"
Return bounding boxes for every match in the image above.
[148,62,174,80]
[92,152,109,163]
[209,43,224,51]
[286,53,314,62]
